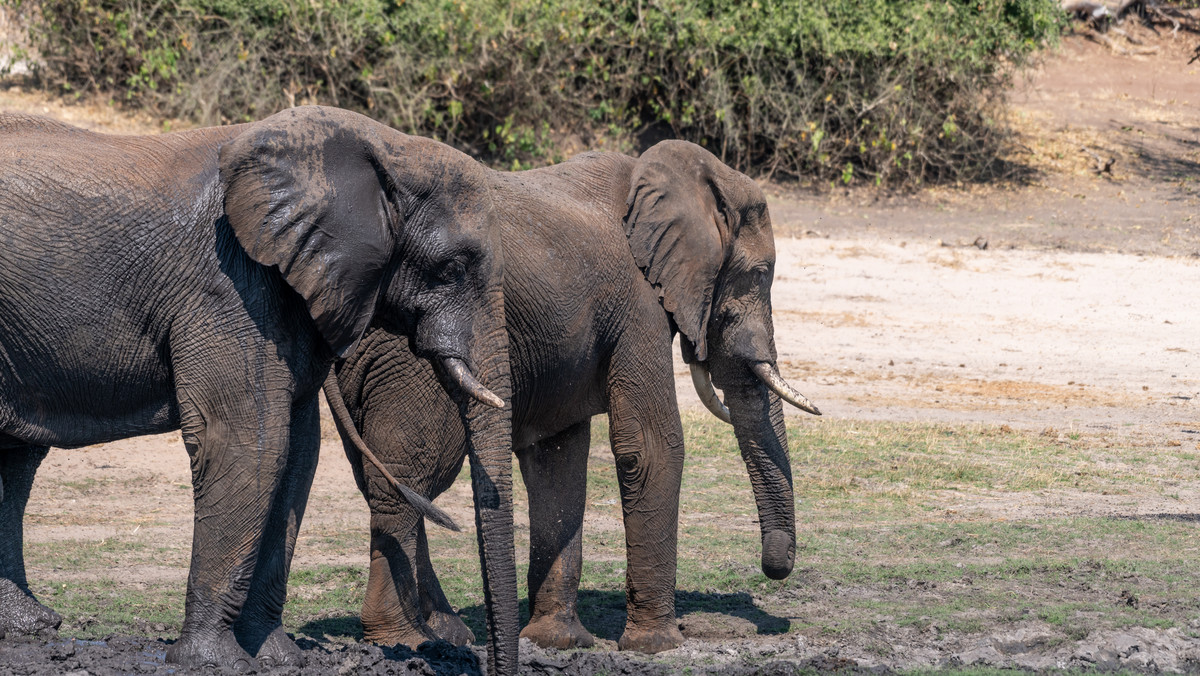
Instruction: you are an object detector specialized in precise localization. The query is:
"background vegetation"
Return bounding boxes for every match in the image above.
[9,0,1063,185]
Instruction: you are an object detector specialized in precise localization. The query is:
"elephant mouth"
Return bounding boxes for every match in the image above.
[690,361,820,422]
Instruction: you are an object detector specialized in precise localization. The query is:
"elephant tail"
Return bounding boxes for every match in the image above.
[323,372,462,532]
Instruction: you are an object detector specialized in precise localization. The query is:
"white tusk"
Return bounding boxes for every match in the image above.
[751,362,822,416]
[690,363,733,424]
[441,358,505,409]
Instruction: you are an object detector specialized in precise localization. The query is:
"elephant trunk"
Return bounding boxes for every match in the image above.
[452,286,518,676]
[709,357,796,580]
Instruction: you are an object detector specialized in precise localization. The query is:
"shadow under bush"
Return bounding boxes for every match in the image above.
[13,0,1062,185]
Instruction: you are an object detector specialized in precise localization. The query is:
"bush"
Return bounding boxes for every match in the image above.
[12,0,1063,185]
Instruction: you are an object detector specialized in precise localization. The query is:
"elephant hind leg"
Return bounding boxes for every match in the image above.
[518,421,595,650]
[0,444,63,637]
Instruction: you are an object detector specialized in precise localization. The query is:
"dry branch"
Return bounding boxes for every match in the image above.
[1079,146,1116,175]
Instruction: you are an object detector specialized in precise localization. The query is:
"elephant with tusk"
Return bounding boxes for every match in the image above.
[0,107,517,675]
[330,139,819,654]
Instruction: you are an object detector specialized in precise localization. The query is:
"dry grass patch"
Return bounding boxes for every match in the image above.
[19,414,1200,652]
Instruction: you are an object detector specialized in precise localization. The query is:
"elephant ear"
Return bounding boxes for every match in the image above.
[220,107,396,358]
[624,140,731,362]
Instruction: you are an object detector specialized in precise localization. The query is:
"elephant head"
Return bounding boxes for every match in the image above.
[218,106,517,674]
[625,140,818,581]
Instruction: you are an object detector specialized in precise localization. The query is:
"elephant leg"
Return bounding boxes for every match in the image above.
[361,509,439,648]
[233,397,320,667]
[416,520,475,645]
[0,444,62,637]
[607,373,686,654]
[517,422,594,649]
[165,387,294,671]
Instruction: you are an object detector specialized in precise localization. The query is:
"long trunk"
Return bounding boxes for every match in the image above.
[457,287,518,675]
[710,357,795,580]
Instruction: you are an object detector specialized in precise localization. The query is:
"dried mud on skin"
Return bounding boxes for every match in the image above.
[4,630,1200,675]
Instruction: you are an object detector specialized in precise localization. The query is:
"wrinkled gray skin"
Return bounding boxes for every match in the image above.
[334,141,805,654]
[0,107,516,675]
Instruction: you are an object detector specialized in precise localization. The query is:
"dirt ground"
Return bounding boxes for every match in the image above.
[2,26,1200,676]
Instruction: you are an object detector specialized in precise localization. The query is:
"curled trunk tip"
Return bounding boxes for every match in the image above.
[689,363,732,424]
[750,362,821,416]
[761,529,795,579]
[442,357,505,409]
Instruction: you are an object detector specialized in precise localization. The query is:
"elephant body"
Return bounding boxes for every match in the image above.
[335,142,811,653]
[0,108,517,674]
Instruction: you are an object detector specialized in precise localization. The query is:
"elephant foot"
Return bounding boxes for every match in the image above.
[618,621,684,654]
[166,629,257,672]
[254,625,305,667]
[0,579,62,636]
[521,612,594,650]
[426,609,475,646]
[364,622,440,649]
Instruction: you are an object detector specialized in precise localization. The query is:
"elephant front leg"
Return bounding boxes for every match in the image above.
[165,393,293,671]
[517,422,594,650]
[415,520,475,646]
[607,392,686,654]
[361,511,441,648]
[232,398,320,667]
[0,444,62,637]
[354,427,461,648]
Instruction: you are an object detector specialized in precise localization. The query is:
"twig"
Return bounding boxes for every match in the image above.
[1080,145,1115,175]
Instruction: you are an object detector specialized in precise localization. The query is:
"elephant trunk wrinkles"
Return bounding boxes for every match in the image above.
[460,288,518,676]
[711,357,796,581]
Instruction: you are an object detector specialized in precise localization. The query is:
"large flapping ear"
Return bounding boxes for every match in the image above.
[220,106,396,358]
[624,140,731,362]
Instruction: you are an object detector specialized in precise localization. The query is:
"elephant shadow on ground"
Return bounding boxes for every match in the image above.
[453,590,789,645]
[300,589,788,654]
[296,616,364,642]
[294,619,483,675]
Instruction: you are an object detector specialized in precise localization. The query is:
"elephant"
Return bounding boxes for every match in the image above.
[0,106,518,674]
[331,140,819,655]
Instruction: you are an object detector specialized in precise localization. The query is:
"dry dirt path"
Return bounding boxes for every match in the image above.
[671,236,1200,445]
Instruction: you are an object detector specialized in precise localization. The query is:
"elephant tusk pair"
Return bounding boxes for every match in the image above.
[690,363,733,424]
[442,357,505,409]
[690,361,822,422]
[751,362,822,416]
[322,374,463,532]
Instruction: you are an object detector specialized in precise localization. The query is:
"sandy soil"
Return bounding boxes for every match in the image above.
[3,25,1200,675]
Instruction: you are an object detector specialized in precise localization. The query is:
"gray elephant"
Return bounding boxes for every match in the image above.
[331,140,818,654]
[0,107,517,674]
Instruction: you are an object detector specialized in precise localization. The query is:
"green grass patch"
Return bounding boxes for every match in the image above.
[32,580,183,639]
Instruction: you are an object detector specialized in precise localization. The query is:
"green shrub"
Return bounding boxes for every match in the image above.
[12,0,1063,185]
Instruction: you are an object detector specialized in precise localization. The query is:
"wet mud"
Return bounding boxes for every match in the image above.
[4,629,1200,675]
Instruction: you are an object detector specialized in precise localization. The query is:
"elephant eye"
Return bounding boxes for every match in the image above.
[753,266,770,286]
[437,258,468,285]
